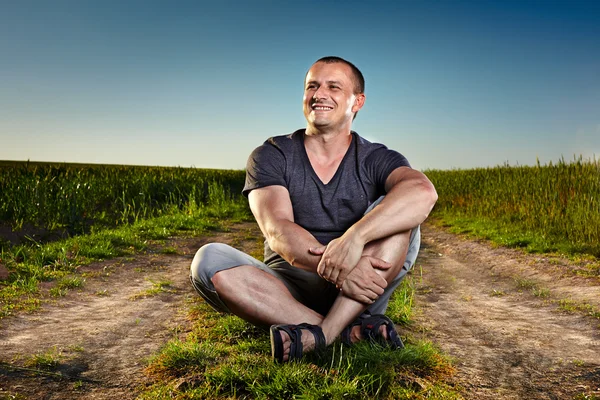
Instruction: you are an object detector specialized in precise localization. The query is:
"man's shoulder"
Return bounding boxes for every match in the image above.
[248,129,304,164]
[265,129,304,149]
[353,132,388,152]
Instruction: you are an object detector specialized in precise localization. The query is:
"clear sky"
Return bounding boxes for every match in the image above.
[1,0,599,171]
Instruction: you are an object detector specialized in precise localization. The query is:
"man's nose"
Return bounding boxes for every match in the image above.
[313,86,328,100]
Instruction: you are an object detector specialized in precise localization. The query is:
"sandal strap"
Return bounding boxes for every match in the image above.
[342,313,404,349]
[270,323,326,363]
[297,323,326,354]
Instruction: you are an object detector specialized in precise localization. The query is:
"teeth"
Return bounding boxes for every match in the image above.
[313,106,332,110]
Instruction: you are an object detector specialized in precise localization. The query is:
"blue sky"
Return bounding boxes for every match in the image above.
[1,0,599,170]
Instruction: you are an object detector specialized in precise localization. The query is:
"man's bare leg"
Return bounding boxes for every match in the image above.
[212,265,324,327]
[279,230,412,360]
[212,230,410,361]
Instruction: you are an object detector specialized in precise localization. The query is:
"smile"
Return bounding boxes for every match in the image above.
[312,105,333,111]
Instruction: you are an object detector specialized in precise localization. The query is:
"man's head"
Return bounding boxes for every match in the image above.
[313,56,365,95]
[303,56,366,131]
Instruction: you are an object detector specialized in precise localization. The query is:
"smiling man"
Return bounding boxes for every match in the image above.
[190,56,437,362]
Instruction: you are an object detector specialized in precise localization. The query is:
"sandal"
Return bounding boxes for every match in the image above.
[269,323,326,363]
[341,313,404,349]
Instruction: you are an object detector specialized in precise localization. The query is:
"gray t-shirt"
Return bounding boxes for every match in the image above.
[243,129,410,265]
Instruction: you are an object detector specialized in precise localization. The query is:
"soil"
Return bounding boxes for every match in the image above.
[0,222,599,399]
[411,224,600,399]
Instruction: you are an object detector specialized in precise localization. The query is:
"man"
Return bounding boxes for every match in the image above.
[190,56,437,363]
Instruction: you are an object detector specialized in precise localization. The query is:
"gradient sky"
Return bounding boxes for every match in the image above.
[1,0,599,171]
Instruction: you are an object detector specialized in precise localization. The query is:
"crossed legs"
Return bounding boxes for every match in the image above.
[193,228,417,361]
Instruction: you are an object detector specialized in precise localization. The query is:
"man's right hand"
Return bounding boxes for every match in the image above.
[340,255,391,304]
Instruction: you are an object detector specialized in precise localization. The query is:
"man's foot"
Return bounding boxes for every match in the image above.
[341,314,404,349]
[270,323,326,363]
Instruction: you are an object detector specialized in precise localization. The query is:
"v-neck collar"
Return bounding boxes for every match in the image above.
[298,130,355,187]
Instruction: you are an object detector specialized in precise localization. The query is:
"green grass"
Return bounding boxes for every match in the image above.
[49,275,85,297]
[23,347,63,370]
[130,278,175,300]
[425,157,600,259]
[0,198,252,319]
[558,299,600,319]
[141,276,458,400]
[0,161,247,238]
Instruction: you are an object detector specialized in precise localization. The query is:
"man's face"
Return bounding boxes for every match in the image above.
[303,62,365,131]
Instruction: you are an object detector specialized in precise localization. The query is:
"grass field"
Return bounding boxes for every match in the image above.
[140,279,458,399]
[0,161,246,240]
[2,158,597,398]
[425,157,600,258]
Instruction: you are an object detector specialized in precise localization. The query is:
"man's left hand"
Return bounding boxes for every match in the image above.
[310,231,365,287]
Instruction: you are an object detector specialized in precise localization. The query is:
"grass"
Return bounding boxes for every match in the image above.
[514,277,550,298]
[49,276,85,297]
[23,347,63,370]
[558,299,600,319]
[425,157,600,259]
[0,197,251,319]
[0,161,247,238]
[130,278,175,300]
[141,275,459,399]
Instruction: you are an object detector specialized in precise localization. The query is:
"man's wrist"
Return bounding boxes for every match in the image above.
[345,224,367,248]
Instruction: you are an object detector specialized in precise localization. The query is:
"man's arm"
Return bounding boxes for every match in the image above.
[316,166,438,286]
[248,185,322,272]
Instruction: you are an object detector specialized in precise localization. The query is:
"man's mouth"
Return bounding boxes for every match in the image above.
[312,104,333,111]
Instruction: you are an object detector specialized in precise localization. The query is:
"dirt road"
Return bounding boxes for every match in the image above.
[413,225,600,399]
[1,222,599,399]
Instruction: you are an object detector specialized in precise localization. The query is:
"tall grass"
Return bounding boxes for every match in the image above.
[0,161,246,238]
[425,157,600,256]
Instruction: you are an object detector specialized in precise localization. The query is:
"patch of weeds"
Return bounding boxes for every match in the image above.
[68,344,84,352]
[574,394,599,400]
[514,277,537,290]
[159,246,178,255]
[49,276,85,297]
[514,277,551,298]
[73,380,84,390]
[490,289,505,297]
[23,347,63,370]
[532,287,550,298]
[130,279,174,300]
[558,299,600,319]
[95,289,110,297]
[0,390,27,400]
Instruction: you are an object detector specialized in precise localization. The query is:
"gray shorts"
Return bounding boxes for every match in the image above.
[190,197,421,316]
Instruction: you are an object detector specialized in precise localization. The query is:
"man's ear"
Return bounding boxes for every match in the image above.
[352,93,366,113]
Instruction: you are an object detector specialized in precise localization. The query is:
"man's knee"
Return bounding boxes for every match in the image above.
[190,242,243,291]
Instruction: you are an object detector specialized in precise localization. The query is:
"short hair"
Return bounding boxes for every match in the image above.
[313,56,365,94]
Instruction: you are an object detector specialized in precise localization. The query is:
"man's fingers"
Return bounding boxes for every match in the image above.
[369,256,392,270]
[309,246,326,255]
[316,260,326,277]
[334,269,349,288]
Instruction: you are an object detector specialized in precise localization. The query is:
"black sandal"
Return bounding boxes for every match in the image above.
[269,323,326,363]
[341,313,404,349]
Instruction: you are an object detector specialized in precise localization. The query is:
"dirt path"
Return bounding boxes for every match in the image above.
[412,224,600,399]
[1,222,599,399]
[0,223,260,399]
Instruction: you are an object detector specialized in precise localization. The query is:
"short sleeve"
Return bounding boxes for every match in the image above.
[242,141,287,197]
[364,147,411,193]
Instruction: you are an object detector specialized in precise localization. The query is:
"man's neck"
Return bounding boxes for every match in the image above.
[303,128,352,162]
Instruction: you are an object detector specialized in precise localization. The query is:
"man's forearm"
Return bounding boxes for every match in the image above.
[348,171,437,246]
[267,219,322,272]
